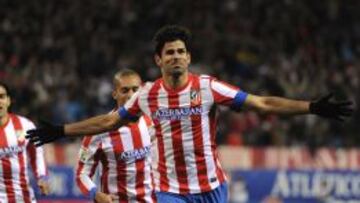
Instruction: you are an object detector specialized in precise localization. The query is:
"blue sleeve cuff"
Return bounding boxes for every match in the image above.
[118,107,130,119]
[118,107,138,121]
[89,187,97,200]
[233,90,248,107]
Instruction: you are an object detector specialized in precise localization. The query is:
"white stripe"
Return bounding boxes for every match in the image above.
[138,82,153,117]
[178,84,200,193]
[211,79,238,98]
[157,86,179,193]
[138,117,151,146]
[4,121,23,202]
[143,156,153,202]
[201,77,221,190]
[103,136,119,195]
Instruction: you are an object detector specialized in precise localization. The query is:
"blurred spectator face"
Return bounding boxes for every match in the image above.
[155,40,191,77]
[112,75,141,107]
[0,85,10,121]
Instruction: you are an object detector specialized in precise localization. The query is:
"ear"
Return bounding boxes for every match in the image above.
[187,52,191,64]
[112,90,117,100]
[154,54,161,67]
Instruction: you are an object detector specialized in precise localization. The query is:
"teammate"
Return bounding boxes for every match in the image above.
[75,69,156,203]
[26,25,353,203]
[0,82,49,202]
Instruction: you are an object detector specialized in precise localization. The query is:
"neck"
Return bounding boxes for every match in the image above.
[0,113,9,127]
[163,70,189,90]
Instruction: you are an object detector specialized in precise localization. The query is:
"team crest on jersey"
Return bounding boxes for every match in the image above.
[190,89,201,105]
[15,130,26,144]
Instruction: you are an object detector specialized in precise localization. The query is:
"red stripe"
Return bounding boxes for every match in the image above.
[191,76,212,192]
[209,108,226,183]
[75,162,89,195]
[168,91,189,194]
[109,131,128,201]
[148,81,169,191]
[0,120,16,202]
[99,149,110,194]
[11,115,32,203]
[129,123,146,201]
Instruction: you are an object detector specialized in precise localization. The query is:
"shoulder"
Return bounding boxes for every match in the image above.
[11,114,36,130]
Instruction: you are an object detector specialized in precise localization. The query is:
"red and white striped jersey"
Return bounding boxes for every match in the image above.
[119,73,248,194]
[0,114,48,203]
[76,115,156,203]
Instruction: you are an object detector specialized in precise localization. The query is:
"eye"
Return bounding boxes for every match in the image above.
[178,49,186,54]
[121,88,129,94]
[165,50,174,55]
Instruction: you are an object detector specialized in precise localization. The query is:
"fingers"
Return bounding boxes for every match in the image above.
[25,131,45,147]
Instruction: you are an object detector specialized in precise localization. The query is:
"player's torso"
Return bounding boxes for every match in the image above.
[99,117,154,201]
[139,75,216,159]
[0,114,36,202]
[137,75,226,193]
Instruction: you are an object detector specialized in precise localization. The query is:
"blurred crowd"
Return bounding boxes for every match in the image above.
[1,0,359,148]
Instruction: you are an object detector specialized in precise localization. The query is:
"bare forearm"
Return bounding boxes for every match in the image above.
[245,95,311,115]
[64,113,121,137]
[260,96,310,114]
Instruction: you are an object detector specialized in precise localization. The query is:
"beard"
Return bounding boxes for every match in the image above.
[170,65,185,78]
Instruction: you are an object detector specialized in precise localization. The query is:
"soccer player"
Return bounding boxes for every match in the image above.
[75,69,156,203]
[26,25,353,203]
[0,82,49,202]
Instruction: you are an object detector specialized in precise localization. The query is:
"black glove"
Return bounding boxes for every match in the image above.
[25,121,65,147]
[309,93,354,121]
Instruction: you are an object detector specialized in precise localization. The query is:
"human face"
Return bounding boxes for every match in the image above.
[155,40,191,78]
[0,86,10,121]
[112,75,141,107]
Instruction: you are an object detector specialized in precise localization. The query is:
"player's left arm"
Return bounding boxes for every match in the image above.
[210,78,354,121]
[243,94,310,115]
[243,93,354,121]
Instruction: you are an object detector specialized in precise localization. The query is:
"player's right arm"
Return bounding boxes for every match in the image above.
[26,90,141,146]
[76,136,102,201]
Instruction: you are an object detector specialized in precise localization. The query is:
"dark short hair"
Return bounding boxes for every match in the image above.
[153,25,192,55]
[0,82,11,97]
[113,68,141,87]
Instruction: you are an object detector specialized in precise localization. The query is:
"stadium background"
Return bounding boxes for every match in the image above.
[1,0,359,202]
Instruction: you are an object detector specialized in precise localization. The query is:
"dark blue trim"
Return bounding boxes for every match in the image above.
[118,107,129,119]
[89,187,97,200]
[233,90,248,107]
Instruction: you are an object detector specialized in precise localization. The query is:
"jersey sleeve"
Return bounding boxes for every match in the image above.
[210,78,248,108]
[26,122,48,181]
[75,136,102,200]
[118,86,141,119]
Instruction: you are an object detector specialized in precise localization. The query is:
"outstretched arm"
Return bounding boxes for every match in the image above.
[244,94,310,115]
[65,111,122,136]
[26,111,126,146]
[244,93,353,121]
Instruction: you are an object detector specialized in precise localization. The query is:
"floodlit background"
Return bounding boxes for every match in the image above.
[1,0,359,202]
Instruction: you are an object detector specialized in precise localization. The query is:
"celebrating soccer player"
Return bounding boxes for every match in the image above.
[0,82,49,202]
[26,25,354,203]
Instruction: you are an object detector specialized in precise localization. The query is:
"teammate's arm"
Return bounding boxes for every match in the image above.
[76,136,103,201]
[27,140,50,195]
